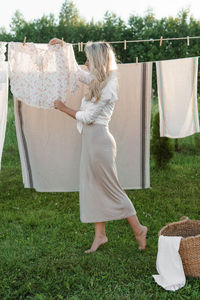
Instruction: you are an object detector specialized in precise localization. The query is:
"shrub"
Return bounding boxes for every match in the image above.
[194,133,200,152]
[151,112,174,168]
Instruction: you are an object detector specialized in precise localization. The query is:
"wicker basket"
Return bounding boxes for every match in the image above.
[158,216,200,278]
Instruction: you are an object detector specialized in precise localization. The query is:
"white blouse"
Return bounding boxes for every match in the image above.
[8,42,79,109]
[75,68,118,134]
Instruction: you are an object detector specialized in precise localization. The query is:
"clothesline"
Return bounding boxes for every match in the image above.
[1,41,200,188]
[17,34,200,51]
[72,35,200,51]
[71,35,200,63]
[1,36,200,64]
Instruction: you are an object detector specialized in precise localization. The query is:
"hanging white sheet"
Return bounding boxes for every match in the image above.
[0,42,8,169]
[156,57,199,138]
[14,63,152,192]
[8,42,79,109]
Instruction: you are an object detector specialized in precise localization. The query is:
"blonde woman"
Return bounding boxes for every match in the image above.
[49,38,148,253]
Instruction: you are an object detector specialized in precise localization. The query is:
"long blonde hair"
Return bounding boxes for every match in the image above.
[84,41,118,103]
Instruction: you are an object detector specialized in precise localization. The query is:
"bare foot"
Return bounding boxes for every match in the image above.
[135,225,148,250]
[84,236,108,254]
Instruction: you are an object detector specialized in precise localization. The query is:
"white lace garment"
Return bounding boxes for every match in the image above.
[8,42,80,109]
[0,42,7,89]
[0,42,7,62]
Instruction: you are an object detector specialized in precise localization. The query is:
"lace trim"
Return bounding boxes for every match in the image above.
[0,42,7,62]
[0,62,8,90]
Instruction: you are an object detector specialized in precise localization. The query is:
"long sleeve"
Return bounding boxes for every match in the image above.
[75,98,110,125]
[75,74,118,134]
[76,67,92,85]
[69,65,92,94]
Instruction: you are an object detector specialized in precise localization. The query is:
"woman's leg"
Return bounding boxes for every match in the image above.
[85,222,108,254]
[126,215,148,250]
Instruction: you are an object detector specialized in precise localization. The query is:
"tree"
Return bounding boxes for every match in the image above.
[30,14,58,43]
[59,0,84,26]
[10,10,26,35]
[3,3,200,73]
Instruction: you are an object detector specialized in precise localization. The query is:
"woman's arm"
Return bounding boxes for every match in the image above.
[76,67,92,85]
[75,98,111,124]
[54,97,111,124]
[54,100,77,119]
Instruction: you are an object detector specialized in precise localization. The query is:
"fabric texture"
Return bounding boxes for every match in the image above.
[0,42,7,62]
[110,63,152,189]
[156,57,199,138]
[0,42,8,169]
[14,63,152,192]
[8,42,79,109]
[153,235,186,291]
[75,70,118,134]
[79,123,136,223]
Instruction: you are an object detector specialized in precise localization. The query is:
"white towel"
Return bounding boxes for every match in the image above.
[153,235,186,291]
[156,57,199,138]
[0,61,8,169]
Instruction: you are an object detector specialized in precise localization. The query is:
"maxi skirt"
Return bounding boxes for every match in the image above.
[79,123,136,223]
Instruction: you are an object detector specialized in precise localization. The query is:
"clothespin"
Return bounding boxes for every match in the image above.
[124,40,127,50]
[80,42,83,52]
[187,36,190,46]
[23,36,26,46]
[136,57,138,65]
[160,36,163,47]
[78,42,81,52]
[61,37,64,46]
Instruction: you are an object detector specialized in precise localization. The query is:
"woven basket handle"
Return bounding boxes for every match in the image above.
[180,216,189,221]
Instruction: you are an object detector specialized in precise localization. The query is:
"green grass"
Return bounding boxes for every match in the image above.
[0,98,200,299]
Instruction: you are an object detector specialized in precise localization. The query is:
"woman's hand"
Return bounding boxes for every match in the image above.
[54,100,66,112]
[49,38,63,46]
[54,100,77,119]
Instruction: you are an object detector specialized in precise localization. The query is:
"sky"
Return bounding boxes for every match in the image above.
[0,0,200,32]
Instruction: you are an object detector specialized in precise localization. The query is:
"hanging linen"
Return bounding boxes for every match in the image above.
[156,57,199,138]
[14,78,86,191]
[0,42,8,169]
[109,62,152,189]
[8,42,79,109]
[14,63,152,192]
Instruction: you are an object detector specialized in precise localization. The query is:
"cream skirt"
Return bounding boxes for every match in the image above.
[79,123,136,223]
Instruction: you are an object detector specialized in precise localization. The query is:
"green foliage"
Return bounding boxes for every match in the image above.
[9,10,26,34]
[0,98,200,299]
[59,0,85,26]
[151,112,174,169]
[194,133,200,152]
[1,2,199,92]
[0,2,200,66]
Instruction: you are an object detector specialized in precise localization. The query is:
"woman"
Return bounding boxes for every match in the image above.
[49,38,148,253]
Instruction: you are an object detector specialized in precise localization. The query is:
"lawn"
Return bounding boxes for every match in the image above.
[0,98,200,300]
